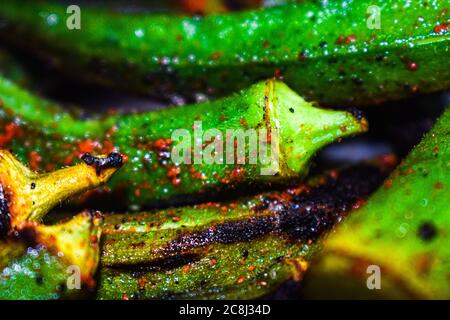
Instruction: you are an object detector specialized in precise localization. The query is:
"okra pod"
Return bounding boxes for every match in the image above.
[0,210,102,300]
[302,107,450,299]
[0,77,366,207]
[0,149,123,235]
[98,163,390,299]
[0,1,448,104]
[0,151,123,299]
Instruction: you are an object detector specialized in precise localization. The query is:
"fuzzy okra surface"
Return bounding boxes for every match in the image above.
[0,77,366,208]
[0,0,448,104]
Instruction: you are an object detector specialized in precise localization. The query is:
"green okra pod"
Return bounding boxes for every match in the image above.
[0,149,123,234]
[0,0,448,105]
[0,150,123,299]
[97,162,391,299]
[302,107,450,299]
[0,77,366,207]
[0,210,103,300]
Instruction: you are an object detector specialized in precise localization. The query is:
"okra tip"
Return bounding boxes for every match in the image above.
[0,150,124,235]
[265,80,368,176]
[17,210,103,288]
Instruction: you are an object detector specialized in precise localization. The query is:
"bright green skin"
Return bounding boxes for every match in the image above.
[0,241,69,300]
[0,77,364,208]
[0,1,448,105]
[303,108,450,299]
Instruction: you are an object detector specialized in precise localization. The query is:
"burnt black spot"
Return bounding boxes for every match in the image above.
[159,165,387,253]
[130,292,141,300]
[30,183,36,190]
[418,222,437,241]
[14,225,38,245]
[35,274,44,285]
[289,108,295,113]
[109,253,200,273]
[375,54,386,62]
[347,107,365,120]
[81,152,123,175]
[319,41,328,48]
[329,57,338,64]
[0,184,11,239]
[352,77,364,86]
[56,283,65,293]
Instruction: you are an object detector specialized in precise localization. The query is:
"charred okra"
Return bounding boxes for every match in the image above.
[97,162,391,299]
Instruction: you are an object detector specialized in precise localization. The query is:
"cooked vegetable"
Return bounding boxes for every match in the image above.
[0,210,102,300]
[0,149,123,235]
[0,150,122,299]
[0,0,448,104]
[302,107,450,299]
[97,163,391,299]
[0,77,366,208]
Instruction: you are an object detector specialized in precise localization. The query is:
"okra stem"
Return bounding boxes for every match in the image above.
[0,152,121,299]
[0,149,123,235]
[0,1,448,104]
[0,77,366,207]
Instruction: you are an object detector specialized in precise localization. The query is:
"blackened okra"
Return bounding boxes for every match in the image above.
[0,77,366,207]
[98,162,391,299]
[0,1,448,105]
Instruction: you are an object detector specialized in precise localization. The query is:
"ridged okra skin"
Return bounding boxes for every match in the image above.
[97,163,390,299]
[302,107,450,299]
[0,1,448,105]
[0,77,366,207]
